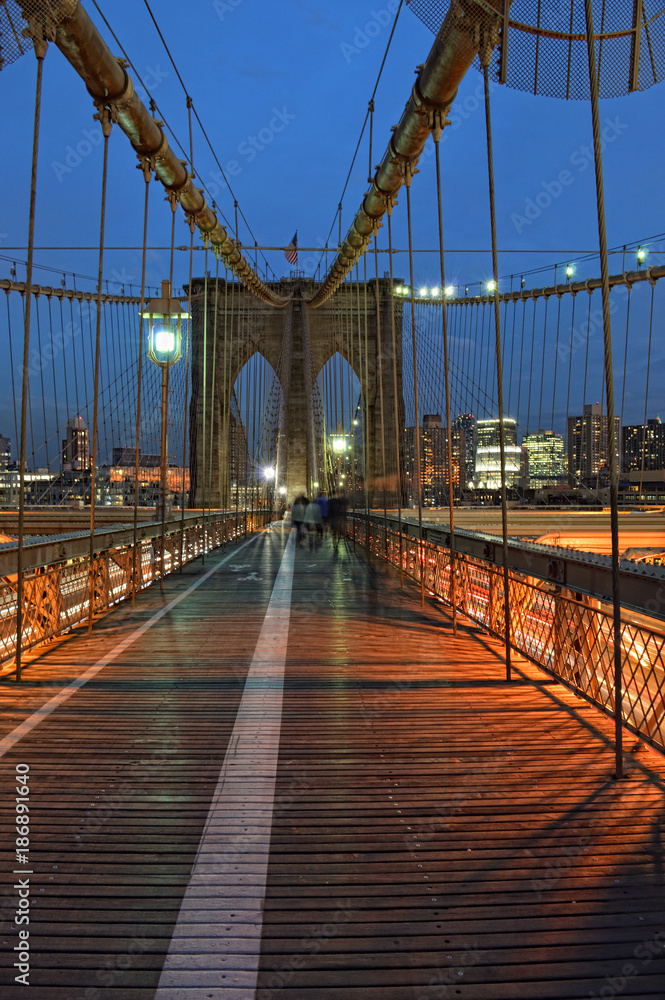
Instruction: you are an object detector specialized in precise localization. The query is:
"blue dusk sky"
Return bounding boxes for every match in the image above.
[0,0,663,443]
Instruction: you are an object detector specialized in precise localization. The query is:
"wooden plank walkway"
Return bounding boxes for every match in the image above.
[1,525,665,998]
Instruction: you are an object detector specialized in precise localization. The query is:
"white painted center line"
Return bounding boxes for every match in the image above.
[154,529,296,999]
[0,533,262,760]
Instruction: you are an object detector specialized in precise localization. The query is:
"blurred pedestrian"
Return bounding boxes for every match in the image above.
[328,492,347,551]
[291,495,308,545]
[305,498,323,549]
[315,492,329,534]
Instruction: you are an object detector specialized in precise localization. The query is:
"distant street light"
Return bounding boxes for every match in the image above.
[142,279,188,582]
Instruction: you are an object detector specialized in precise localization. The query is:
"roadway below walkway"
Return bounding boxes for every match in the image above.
[0,524,664,998]
[401,508,665,557]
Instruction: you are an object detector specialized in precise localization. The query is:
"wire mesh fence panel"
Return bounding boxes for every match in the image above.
[349,512,665,754]
[408,0,665,98]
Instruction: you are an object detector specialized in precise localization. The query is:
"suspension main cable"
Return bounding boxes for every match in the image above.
[482,55,511,679]
[141,0,276,280]
[316,0,406,278]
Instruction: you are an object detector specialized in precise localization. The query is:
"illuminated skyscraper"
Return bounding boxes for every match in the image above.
[622,418,665,471]
[452,413,476,488]
[472,417,521,490]
[522,430,567,487]
[61,415,90,471]
[404,414,464,505]
[567,403,619,482]
[0,434,10,471]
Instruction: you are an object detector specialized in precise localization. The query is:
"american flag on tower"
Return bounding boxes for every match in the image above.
[284,231,298,265]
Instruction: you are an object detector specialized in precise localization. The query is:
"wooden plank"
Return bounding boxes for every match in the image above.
[0,529,664,998]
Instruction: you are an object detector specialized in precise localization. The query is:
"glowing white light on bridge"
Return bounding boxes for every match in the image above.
[143,279,187,367]
[486,280,496,292]
[153,329,176,354]
[566,264,575,278]
[419,287,428,298]
[431,287,440,297]
[445,285,455,297]
[637,246,647,264]
[264,466,275,480]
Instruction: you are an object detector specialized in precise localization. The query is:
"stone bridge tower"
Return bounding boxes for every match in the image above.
[189,276,404,508]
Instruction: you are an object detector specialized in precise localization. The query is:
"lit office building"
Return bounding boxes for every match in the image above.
[404,414,465,506]
[622,418,665,471]
[567,403,619,482]
[472,417,522,490]
[61,415,90,471]
[0,434,10,471]
[522,429,567,487]
[452,413,476,488]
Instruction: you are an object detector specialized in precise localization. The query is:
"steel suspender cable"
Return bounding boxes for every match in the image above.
[638,279,656,497]
[482,58,512,680]
[584,0,623,779]
[515,300,527,429]
[537,294,550,432]
[208,252,220,532]
[386,211,404,587]
[507,299,517,415]
[551,292,563,433]
[564,291,578,468]
[432,126,457,632]
[373,233,389,546]
[405,182,425,607]
[363,255,371,535]
[16,31,46,682]
[619,283,633,433]
[179,218,195,567]
[526,300,537,435]
[132,158,151,603]
[201,245,209,564]
[87,111,111,634]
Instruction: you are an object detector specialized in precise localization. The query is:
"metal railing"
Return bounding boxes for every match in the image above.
[349,512,665,755]
[0,510,271,667]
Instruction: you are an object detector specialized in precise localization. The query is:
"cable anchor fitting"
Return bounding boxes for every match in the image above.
[398,159,419,188]
[426,108,451,144]
[136,155,152,184]
[472,17,501,69]
[93,104,114,138]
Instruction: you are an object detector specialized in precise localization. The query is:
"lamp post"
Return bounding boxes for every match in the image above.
[264,465,275,519]
[142,279,188,586]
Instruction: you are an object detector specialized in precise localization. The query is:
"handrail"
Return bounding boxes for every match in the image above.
[0,509,272,668]
[352,510,665,621]
[349,511,665,756]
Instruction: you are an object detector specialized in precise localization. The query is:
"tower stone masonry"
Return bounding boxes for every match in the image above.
[189,277,405,508]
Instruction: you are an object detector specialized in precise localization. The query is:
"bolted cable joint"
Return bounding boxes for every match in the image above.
[136,155,152,184]
[93,104,114,138]
[426,107,452,144]
[472,17,501,69]
[384,193,398,217]
[397,158,419,188]
[166,189,179,214]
